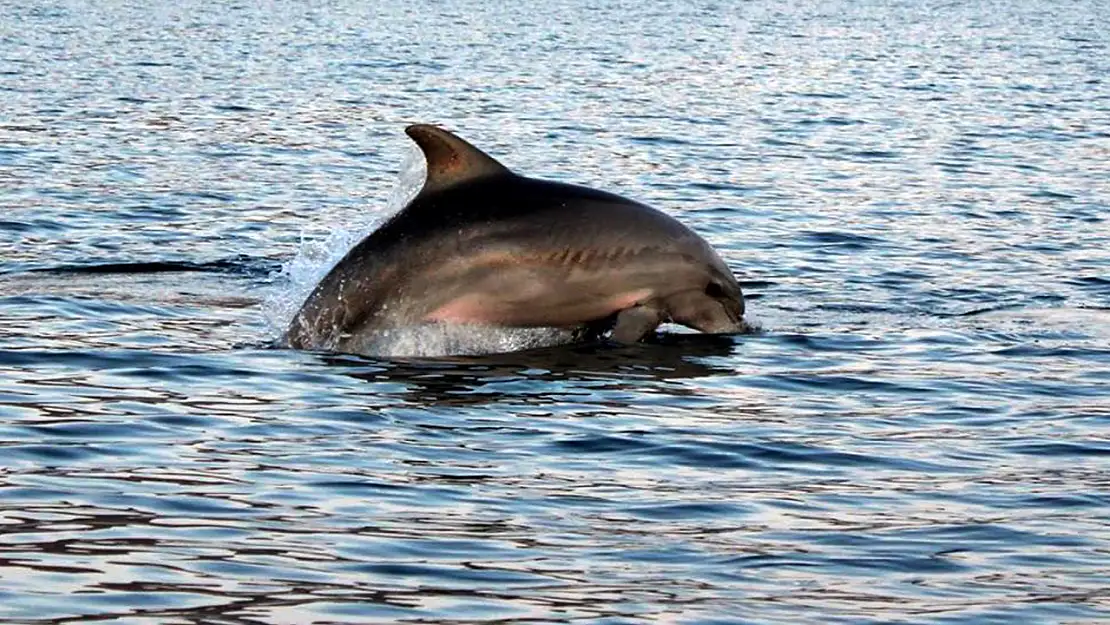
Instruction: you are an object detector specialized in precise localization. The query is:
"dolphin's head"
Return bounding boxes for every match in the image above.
[662,249,748,335]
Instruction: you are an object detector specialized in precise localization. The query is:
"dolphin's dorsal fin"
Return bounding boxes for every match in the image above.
[405,124,512,196]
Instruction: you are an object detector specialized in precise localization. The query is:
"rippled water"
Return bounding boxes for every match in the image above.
[2,0,1109,622]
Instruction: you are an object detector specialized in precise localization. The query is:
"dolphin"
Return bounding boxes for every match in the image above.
[286,124,747,354]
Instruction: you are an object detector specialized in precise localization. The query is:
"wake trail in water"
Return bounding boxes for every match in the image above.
[16,256,281,277]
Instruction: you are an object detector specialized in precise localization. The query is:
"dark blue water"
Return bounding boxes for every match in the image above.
[2,0,1109,622]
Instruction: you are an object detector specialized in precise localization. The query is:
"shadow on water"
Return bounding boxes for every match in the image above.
[315,333,740,406]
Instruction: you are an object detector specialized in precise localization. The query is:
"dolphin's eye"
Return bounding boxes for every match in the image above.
[704,282,726,298]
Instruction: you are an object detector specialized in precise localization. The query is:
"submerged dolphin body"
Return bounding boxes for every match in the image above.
[286,124,747,354]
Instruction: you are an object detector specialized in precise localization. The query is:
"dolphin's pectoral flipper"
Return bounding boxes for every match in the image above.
[609,304,666,344]
[571,314,618,342]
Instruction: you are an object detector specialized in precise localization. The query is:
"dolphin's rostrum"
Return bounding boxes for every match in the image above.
[286,124,748,354]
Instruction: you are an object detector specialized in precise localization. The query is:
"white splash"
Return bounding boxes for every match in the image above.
[343,324,579,359]
[262,147,425,342]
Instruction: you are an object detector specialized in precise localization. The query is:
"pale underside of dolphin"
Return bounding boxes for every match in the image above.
[286,124,748,354]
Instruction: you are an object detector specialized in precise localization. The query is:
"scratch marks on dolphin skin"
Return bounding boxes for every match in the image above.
[538,244,667,270]
[439,245,668,276]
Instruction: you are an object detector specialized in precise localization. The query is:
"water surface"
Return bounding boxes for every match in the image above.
[2,0,1109,623]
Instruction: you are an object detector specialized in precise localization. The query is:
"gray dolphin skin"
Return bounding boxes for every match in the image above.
[286,124,748,353]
